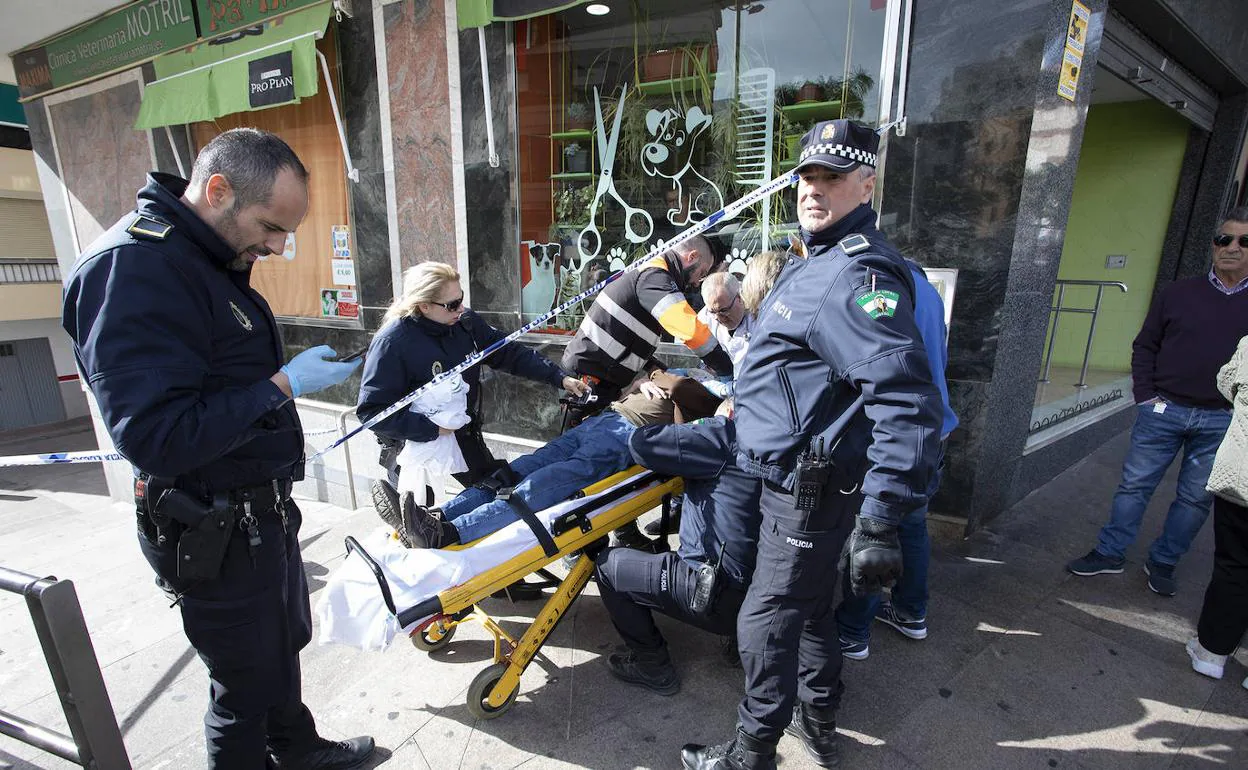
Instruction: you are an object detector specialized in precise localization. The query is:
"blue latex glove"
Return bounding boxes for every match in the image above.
[280,345,361,398]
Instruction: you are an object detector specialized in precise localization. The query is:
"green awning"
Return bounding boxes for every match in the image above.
[456,0,588,30]
[135,3,331,130]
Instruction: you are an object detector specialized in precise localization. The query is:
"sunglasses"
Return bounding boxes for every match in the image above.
[1214,234,1248,248]
[429,296,464,312]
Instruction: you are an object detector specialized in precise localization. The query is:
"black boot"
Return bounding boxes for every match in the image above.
[613,521,658,551]
[606,649,680,695]
[273,735,376,770]
[401,497,459,549]
[784,702,839,767]
[371,480,402,532]
[681,727,777,770]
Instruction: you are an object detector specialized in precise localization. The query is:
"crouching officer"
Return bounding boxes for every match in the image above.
[62,129,375,770]
[594,403,762,694]
[680,120,943,770]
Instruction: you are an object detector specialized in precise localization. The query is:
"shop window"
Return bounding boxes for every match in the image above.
[514,0,889,332]
[191,27,358,324]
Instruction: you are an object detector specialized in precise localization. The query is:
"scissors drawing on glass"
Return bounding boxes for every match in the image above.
[578,86,654,260]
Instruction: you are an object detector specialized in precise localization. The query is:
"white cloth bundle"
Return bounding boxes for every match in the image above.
[316,474,655,651]
[1207,336,1248,505]
[396,373,472,497]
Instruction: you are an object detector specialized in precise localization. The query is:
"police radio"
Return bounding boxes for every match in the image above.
[794,436,833,512]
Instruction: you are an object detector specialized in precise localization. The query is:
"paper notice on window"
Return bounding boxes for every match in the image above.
[332,258,356,286]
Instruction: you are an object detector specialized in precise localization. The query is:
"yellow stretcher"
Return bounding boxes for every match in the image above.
[343,466,682,719]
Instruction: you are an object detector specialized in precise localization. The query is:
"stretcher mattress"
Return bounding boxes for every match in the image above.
[316,470,663,651]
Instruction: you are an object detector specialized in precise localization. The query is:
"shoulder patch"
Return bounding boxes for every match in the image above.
[838,234,870,255]
[126,214,173,241]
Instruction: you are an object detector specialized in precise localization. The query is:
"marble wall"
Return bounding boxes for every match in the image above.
[385,0,457,271]
[880,0,1111,526]
[47,80,153,250]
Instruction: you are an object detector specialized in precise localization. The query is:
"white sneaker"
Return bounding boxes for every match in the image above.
[1186,638,1226,680]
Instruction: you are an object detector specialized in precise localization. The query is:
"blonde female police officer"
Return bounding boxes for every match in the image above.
[681,120,943,770]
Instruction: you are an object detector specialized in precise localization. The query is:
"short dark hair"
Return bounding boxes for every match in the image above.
[1223,206,1248,228]
[189,128,308,209]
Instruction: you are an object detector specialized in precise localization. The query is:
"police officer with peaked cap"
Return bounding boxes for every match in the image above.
[62,128,375,769]
[680,120,944,769]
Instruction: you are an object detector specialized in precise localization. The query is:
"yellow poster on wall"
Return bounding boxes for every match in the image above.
[1058,0,1091,102]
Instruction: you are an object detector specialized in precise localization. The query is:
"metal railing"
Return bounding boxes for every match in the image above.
[0,259,61,284]
[1040,279,1128,388]
[0,567,129,769]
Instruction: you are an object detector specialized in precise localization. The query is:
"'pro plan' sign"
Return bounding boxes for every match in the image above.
[248,51,294,108]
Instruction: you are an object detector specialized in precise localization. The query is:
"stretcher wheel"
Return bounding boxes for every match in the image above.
[467,662,517,720]
[410,621,457,652]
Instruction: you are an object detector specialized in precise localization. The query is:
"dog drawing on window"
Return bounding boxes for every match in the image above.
[521,240,560,320]
[641,106,724,226]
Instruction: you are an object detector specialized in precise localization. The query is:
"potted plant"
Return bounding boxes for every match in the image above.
[797,80,824,104]
[643,43,717,82]
[566,101,591,131]
[554,184,594,226]
[563,142,590,174]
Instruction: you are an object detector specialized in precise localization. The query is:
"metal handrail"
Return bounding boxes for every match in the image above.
[1040,279,1128,388]
[0,566,129,768]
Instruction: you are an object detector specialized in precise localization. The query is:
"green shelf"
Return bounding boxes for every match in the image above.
[779,99,844,122]
[637,73,717,97]
[551,172,594,181]
[551,129,592,141]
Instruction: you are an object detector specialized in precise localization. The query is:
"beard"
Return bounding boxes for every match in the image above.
[225,255,252,272]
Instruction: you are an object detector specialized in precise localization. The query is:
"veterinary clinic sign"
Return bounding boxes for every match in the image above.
[14,0,196,98]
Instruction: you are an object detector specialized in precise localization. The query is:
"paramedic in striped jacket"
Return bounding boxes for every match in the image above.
[562,235,733,407]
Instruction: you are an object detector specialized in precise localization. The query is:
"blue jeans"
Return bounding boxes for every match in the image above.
[1096,401,1231,566]
[835,502,931,642]
[441,411,637,543]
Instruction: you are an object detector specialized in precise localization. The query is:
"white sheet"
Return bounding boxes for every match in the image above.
[316,473,659,651]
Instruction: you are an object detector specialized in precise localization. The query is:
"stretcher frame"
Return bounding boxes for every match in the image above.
[343,466,682,719]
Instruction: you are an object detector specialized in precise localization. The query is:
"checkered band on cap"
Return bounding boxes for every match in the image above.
[798,142,878,168]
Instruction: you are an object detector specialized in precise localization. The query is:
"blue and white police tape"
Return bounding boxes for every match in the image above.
[1,426,349,466]
[0,450,127,467]
[308,168,802,464]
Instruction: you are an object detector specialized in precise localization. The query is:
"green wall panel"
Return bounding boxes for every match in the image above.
[1045,98,1189,372]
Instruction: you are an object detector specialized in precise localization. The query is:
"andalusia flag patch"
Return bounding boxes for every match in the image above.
[856,290,899,319]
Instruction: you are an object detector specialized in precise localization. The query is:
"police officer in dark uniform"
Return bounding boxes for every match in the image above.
[594,409,762,695]
[62,128,375,770]
[680,120,943,769]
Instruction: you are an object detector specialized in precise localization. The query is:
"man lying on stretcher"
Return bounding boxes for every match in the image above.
[398,371,724,548]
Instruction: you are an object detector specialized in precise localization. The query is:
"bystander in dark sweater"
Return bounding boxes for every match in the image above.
[1131,273,1248,408]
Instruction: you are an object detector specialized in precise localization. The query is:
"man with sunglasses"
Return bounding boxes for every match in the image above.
[1068,207,1248,596]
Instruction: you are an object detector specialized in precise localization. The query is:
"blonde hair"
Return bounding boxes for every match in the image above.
[741,251,787,316]
[384,262,461,323]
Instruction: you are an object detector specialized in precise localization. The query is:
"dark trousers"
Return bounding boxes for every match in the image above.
[138,500,317,769]
[1197,495,1248,655]
[736,482,858,742]
[595,548,746,653]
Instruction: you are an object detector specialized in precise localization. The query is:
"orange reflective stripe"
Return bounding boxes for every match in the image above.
[656,300,714,349]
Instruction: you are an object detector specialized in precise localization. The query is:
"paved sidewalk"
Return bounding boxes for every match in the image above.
[1,420,1245,769]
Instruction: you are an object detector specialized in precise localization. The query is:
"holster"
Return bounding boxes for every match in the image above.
[155,489,236,581]
[689,543,727,617]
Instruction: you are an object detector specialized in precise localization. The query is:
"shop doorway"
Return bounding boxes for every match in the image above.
[1027,65,1193,447]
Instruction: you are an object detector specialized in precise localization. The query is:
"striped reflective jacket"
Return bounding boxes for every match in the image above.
[562,252,732,387]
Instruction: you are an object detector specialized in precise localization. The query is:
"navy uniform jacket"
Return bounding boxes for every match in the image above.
[733,204,943,525]
[628,417,763,587]
[62,173,300,491]
[357,311,567,443]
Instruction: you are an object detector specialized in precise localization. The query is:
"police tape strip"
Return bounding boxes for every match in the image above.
[307,168,802,464]
[0,451,128,467]
[1,427,349,466]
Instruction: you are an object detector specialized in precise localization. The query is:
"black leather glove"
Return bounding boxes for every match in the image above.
[844,516,903,597]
